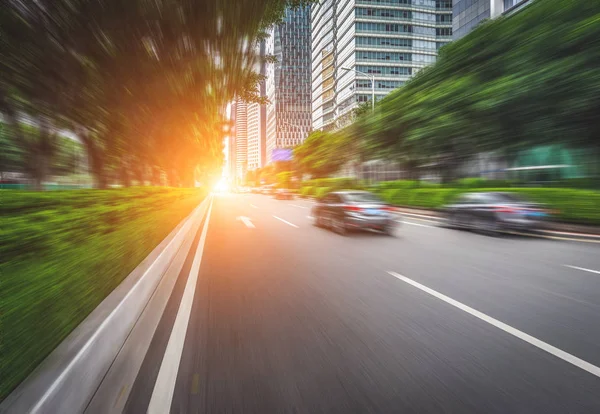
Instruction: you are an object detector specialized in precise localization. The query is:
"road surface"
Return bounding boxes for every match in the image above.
[107,193,600,413]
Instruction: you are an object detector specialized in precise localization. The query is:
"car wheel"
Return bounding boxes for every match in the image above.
[333,216,347,236]
[314,213,323,227]
[447,212,460,228]
[383,225,395,237]
[483,218,500,236]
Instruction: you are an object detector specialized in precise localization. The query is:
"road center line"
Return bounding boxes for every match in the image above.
[386,271,600,379]
[273,215,299,228]
[564,265,600,275]
[147,200,213,414]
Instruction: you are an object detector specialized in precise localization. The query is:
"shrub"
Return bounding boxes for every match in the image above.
[381,189,400,204]
[314,187,331,199]
[453,178,515,188]
[377,180,421,190]
[301,177,361,191]
[300,186,313,198]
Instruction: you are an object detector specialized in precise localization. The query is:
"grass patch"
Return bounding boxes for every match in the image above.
[0,187,206,401]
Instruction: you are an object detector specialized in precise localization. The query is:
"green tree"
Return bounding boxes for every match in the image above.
[0,0,315,189]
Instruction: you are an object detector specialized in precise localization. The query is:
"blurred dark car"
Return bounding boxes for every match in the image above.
[312,191,398,236]
[443,192,549,233]
[275,188,294,200]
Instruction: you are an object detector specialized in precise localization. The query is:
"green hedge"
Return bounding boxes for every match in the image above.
[303,177,362,190]
[0,187,206,401]
[300,186,313,197]
[314,187,331,199]
[453,178,516,188]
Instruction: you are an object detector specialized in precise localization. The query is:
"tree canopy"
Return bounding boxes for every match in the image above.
[0,0,312,188]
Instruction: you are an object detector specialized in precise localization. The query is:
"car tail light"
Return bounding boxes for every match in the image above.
[344,205,362,212]
[382,206,396,212]
[494,207,518,213]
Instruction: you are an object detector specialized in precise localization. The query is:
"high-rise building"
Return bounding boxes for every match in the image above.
[453,0,532,40]
[246,41,268,171]
[228,102,237,181]
[266,5,312,164]
[247,101,262,170]
[311,0,453,131]
[234,100,248,183]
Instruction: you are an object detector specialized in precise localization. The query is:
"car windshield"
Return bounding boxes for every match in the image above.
[343,193,383,203]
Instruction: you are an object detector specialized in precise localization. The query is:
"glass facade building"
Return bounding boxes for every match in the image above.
[311,0,453,131]
[246,41,267,171]
[453,0,532,40]
[234,100,248,182]
[266,6,312,164]
[452,0,491,40]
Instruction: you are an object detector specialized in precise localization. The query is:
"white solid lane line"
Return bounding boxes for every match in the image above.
[403,221,435,228]
[564,265,600,275]
[29,199,210,414]
[290,204,308,209]
[147,201,213,414]
[250,204,258,209]
[400,212,441,221]
[273,215,299,228]
[404,216,440,225]
[386,271,600,379]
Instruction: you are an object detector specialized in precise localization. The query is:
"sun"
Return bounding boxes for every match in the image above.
[213,179,229,193]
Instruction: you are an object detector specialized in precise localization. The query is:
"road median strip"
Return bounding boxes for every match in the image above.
[1,190,212,412]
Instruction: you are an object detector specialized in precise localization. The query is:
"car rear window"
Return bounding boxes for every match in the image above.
[343,193,383,203]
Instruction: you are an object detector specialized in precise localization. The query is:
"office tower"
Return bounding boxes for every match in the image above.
[228,102,237,181]
[234,100,248,183]
[247,41,268,171]
[453,0,532,40]
[311,0,452,131]
[247,101,262,171]
[266,5,312,164]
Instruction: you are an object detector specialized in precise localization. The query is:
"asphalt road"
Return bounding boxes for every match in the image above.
[120,192,600,413]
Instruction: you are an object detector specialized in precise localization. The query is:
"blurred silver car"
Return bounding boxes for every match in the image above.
[312,191,398,236]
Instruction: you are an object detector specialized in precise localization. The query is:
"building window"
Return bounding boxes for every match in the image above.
[356,51,412,62]
[356,65,412,76]
[436,27,452,36]
[356,22,414,34]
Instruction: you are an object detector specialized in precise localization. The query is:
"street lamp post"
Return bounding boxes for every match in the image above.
[342,67,375,113]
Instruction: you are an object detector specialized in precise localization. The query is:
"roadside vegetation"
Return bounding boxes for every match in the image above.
[0,188,205,400]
